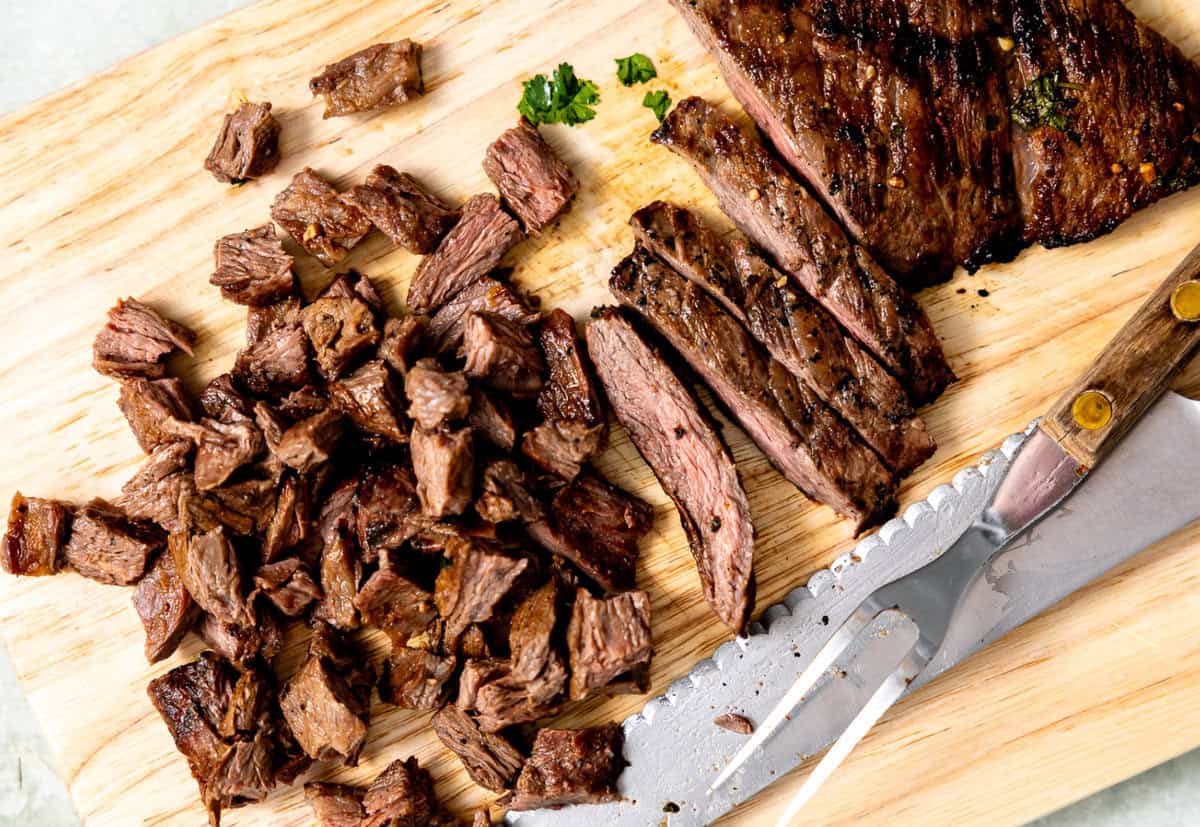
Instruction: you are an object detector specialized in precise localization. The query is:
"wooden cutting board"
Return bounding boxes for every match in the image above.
[3,1,1200,824]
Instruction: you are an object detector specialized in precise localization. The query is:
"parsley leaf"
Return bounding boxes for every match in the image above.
[643,89,671,122]
[616,53,657,86]
[1011,72,1083,132]
[517,63,600,127]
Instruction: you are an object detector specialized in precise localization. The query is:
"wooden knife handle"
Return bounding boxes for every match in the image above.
[1043,243,1200,470]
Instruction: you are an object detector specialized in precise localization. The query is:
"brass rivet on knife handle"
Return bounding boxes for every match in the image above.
[1042,243,1200,470]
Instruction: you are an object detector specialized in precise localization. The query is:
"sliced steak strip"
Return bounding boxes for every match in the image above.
[310,40,424,118]
[476,459,544,525]
[3,492,71,576]
[204,101,281,184]
[428,276,540,356]
[378,646,457,709]
[93,298,196,380]
[406,193,524,315]
[346,165,459,253]
[412,425,475,518]
[304,782,365,827]
[253,558,321,617]
[463,311,545,398]
[483,118,579,233]
[536,308,606,428]
[405,360,471,430]
[379,315,428,376]
[361,756,454,827]
[612,249,896,530]
[519,419,604,482]
[431,704,525,792]
[63,499,162,586]
[585,308,755,634]
[330,359,407,443]
[301,297,380,380]
[271,168,372,266]
[632,201,934,474]
[435,537,529,646]
[652,96,954,404]
[567,588,653,700]
[506,725,625,810]
[210,225,295,306]
[133,549,199,662]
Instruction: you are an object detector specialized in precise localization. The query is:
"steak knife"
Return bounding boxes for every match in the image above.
[507,245,1200,827]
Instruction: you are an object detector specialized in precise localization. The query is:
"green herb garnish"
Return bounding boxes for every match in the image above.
[643,90,671,122]
[518,63,601,127]
[1011,72,1083,132]
[616,53,657,86]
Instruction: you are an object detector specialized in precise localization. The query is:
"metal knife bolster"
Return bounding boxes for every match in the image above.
[987,427,1084,537]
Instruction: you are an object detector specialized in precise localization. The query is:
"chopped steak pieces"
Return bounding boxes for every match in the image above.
[319,269,386,315]
[586,308,755,633]
[63,499,162,586]
[310,40,425,119]
[193,419,264,490]
[520,419,605,482]
[117,377,198,453]
[483,118,579,233]
[354,562,437,641]
[536,309,605,428]
[117,441,194,532]
[253,558,321,617]
[172,527,250,626]
[93,298,196,380]
[271,168,372,266]
[210,225,295,306]
[509,579,562,683]
[347,165,459,253]
[354,463,429,558]
[329,359,407,443]
[313,524,362,630]
[3,493,70,576]
[652,96,954,405]
[234,325,312,396]
[506,725,625,810]
[411,425,475,518]
[476,459,544,524]
[276,409,344,473]
[305,782,365,827]
[361,756,455,827]
[713,712,754,735]
[405,360,471,430]
[567,589,653,700]
[200,374,255,424]
[458,655,567,733]
[469,386,518,451]
[435,538,529,646]
[379,316,428,375]
[378,646,457,709]
[301,297,380,379]
[406,193,524,315]
[429,277,540,356]
[133,549,199,662]
[432,704,525,792]
[204,101,281,184]
[463,312,545,398]
[612,247,897,532]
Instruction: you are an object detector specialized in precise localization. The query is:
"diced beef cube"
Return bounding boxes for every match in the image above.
[509,579,561,683]
[361,756,455,827]
[93,298,196,379]
[171,527,249,626]
[277,385,330,421]
[261,472,313,562]
[253,558,321,617]
[520,419,604,482]
[378,646,457,709]
[193,419,264,490]
[459,623,492,659]
[3,492,71,576]
[406,193,524,315]
[313,524,362,630]
[301,297,380,380]
[276,409,344,474]
[566,588,653,700]
[506,725,624,810]
[457,649,567,733]
[352,463,429,560]
[234,325,312,396]
[354,563,437,642]
[117,442,194,533]
[204,101,281,184]
[210,225,295,306]
[198,608,283,669]
[63,499,162,586]
[346,166,459,253]
[133,549,199,662]
[245,296,303,347]
[308,621,376,702]
[428,276,540,356]
[483,118,579,233]
[318,269,386,315]
[462,393,514,457]
[330,359,406,443]
[305,782,365,827]
[463,312,544,398]
[379,316,428,375]
[405,360,470,430]
[199,374,255,424]
[309,40,424,118]
[181,478,277,539]
[435,538,529,646]
[713,712,754,735]
[476,460,543,524]
[536,309,605,427]
[271,168,372,266]
[411,425,474,518]
[431,704,525,792]
[117,377,199,453]
[280,624,373,766]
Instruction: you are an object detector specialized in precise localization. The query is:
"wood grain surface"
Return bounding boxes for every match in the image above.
[2,1,1200,825]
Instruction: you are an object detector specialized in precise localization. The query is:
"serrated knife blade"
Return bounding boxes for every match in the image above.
[506,391,1200,827]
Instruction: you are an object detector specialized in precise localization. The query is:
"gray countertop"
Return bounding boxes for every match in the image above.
[0,3,1196,825]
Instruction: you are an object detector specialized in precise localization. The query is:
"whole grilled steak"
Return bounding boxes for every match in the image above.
[585,308,755,634]
[611,248,897,531]
[652,97,954,405]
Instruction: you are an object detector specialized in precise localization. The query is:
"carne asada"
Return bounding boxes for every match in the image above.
[305,782,365,827]
[411,425,475,518]
[405,360,471,430]
[271,168,372,266]
[458,654,567,732]
[361,756,456,827]
[172,527,250,626]
[200,374,255,424]
[432,704,525,792]
[463,312,545,398]
[63,499,162,586]
[429,276,540,356]
[276,409,344,473]
[378,646,457,709]
[353,463,429,558]
[566,588,653,700]
[509,579,562,682]
[204,100,281,184]
[193,419,264,490]
[133,550,199,662]
[329,359,407,443]
[210,225,295,306]
[476,459,544,524]
[379,315,428,375]
[301,297,380,380]
[234,325,312,396]
[505,724,625,810]
[313,524,361,630]
[3,493,70,577]
[484,118,579,233]
[611,247,896,530]
[354,560,437,641]
[435,537,529,646]
[117,442,194,532]
[652,97,954,404]
[713,711,754,735]
[347,165,459,253]
[93,298,196,380]
[536,309,606,428]
[631,201,935,473]
[117,377,198,453]
[406,193,524,315]
[585,308,755,633]
[469,386,519,451]
[253,558,321,617]
[310,40,425,118]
